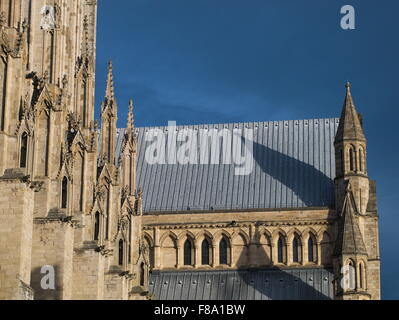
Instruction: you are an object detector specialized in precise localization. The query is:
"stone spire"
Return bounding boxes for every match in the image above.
[127,99,134,133]
[105,60,115,102]
[334,183,367,256]
[335,82,366,143]
[100,61,118,164]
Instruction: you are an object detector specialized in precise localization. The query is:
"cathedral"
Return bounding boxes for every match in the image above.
[0,0,381,300]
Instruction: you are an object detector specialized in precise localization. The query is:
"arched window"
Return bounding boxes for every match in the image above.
[94,212,100,241]
[201,239,210,266]
[184,239,193,266]
[277,235,286,264]
[308,235,316,263]
[20,133,28,168]
[61,177,68,209]
[349,147,355,172]
[219,237,229,265]
[348,260,356,290]
[119,239,124,266]
[292,236,301,263]
[140,262,145,286]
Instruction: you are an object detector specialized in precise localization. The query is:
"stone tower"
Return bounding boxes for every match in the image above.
[333,83,381,300]
[0,0,148,300]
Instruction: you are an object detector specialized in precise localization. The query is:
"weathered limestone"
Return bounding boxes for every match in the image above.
[0,173,35,300]
[0,1,148,300]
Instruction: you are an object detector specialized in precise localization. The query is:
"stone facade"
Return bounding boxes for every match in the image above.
[0,1,148,300]
[141,84,381,300]
[0,1,381,301]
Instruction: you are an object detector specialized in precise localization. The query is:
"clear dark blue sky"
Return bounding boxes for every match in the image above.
[95,0,399,299]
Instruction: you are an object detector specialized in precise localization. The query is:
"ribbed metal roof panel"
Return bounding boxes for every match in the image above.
[119,118,339,212]
[149,269,334,300]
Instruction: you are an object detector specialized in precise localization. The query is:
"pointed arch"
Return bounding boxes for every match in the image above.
[213,229,232,243]
[232,230,250,245]
[232,232,249,267]
[177,230,196,246]
[159,231,178,246]
[160,232,178,269]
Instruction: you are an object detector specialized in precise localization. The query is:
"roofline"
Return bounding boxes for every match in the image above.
[131,117,340,130]
[143,206,336,216]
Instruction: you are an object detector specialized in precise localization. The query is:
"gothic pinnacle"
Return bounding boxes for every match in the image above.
[127,99,135,132]
[105,60,115,100]
[335,81,366,143]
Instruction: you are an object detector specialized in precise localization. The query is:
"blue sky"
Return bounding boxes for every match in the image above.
[95,0,399,299]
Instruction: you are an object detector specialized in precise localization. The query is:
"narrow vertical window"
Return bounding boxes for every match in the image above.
[94,212,100,241]
[140,262,145,286]
[184,239,192,266]
[219,237,228,265]
[308,236,315,262]
[61,177,68,209]
[278,235,285,263]
[349,147,355,172]
[20,133,28,168]
[201,239,210,265]
[348,261,356,290]
[119,239,124,266]
[293,236,300,263]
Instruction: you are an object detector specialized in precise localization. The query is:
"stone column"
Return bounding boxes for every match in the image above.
[287,243,292,266]
[177,244,182,268]
[195,244,200,268]
[317,242,322,266]
[212,245,218,267]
